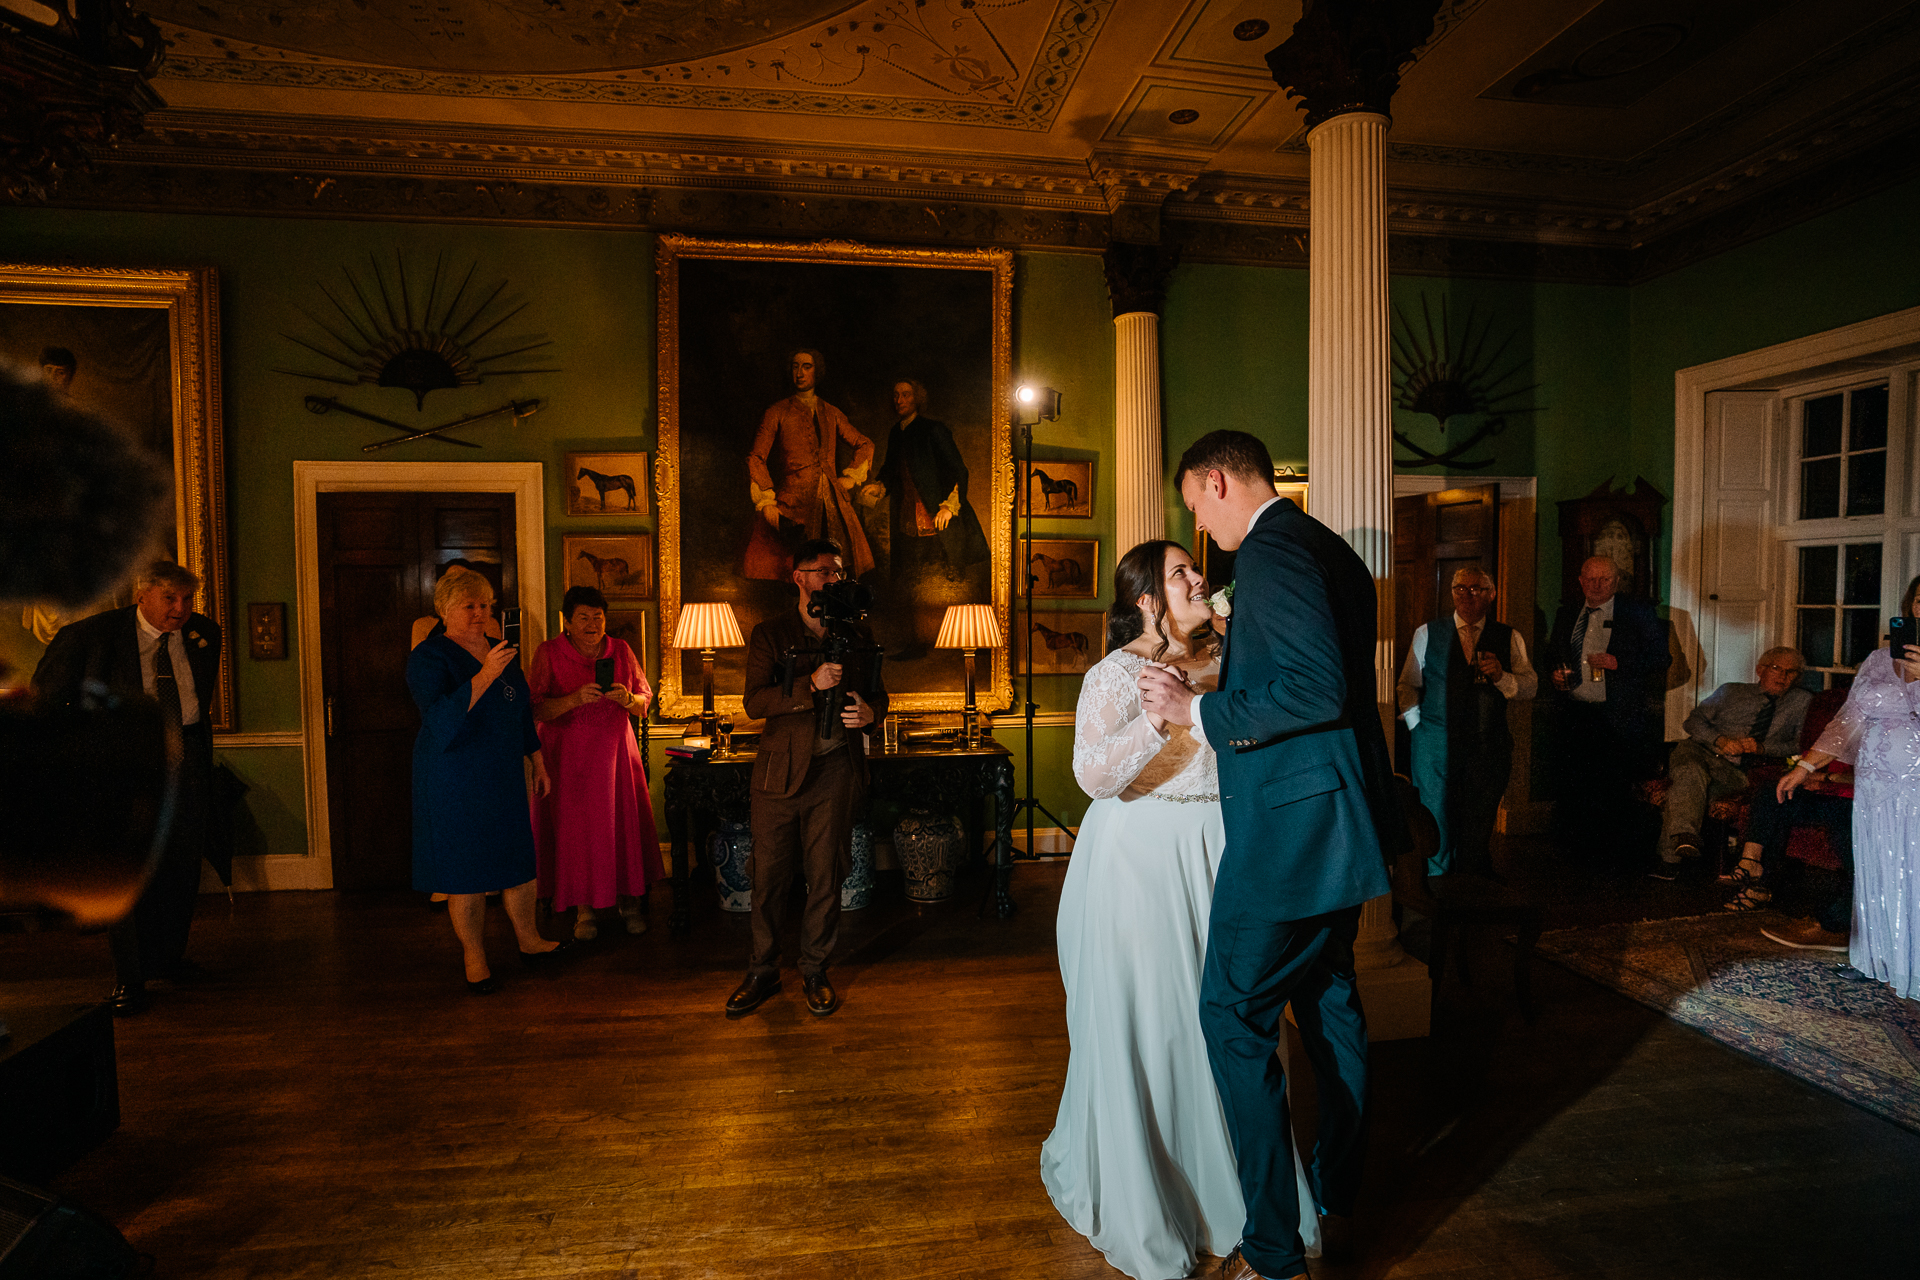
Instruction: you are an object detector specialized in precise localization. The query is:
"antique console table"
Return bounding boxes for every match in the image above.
[662,740,1016,933]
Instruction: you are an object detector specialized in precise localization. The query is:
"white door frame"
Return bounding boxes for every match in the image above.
[288,461,547,888]
[1670,305,1920,732]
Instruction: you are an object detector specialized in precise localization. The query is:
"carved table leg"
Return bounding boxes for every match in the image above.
[991,757,1016,919]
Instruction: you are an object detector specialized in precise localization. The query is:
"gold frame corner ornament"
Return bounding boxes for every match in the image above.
[653,235,1014,720]
[0,262,232,731]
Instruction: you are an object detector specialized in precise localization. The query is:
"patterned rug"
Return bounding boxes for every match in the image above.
[1536,912,1920,1134]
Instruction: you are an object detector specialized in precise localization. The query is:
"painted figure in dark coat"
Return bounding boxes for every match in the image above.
[1138,430,1407,1280]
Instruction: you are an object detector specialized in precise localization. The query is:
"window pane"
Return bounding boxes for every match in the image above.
[1798,607,1835,666]
[1847,450,1886,516]
[1851,385,1889,451]
[1803,394,1843,456]
[1800,458,1841,519]
[1843,541,1882,604]
[1799,545,1837,604]
[1843,609,1883,666]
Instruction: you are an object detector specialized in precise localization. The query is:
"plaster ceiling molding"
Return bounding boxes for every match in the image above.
[1098,77,1272,154]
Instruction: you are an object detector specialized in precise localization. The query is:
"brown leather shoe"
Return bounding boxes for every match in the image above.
[803,972,839,1017]
[724,971,780,1017]
[1761,919,1849,951]
[1218,1246,1305,1280]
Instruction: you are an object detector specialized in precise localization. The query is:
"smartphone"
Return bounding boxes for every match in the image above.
[1892,615,1916,651]
[594,656,616,691]
[500,607,522,650]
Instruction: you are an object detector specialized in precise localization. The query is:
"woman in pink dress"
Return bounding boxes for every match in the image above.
[529,586,665,939]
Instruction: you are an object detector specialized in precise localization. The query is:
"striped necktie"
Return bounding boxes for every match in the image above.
[154,636,184,764]
[1570,607,1596,663]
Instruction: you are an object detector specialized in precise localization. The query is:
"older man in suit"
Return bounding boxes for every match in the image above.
[1140,430,1407,1280]
[724,538,890,1020]
[34,559,223,1014]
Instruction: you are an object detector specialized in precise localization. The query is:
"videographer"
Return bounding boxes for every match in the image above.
[725,538,890,1019]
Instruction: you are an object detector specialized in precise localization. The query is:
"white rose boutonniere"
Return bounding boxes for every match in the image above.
[1209,583,1233,619]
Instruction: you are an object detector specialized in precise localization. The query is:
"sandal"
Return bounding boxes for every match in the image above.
[1722,884,1773,913]
[1718,859,1765,887]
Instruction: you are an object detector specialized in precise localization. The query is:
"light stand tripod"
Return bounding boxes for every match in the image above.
[1010,386,1075,864]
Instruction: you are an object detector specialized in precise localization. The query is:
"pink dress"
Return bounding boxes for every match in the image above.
[528,636,664,909]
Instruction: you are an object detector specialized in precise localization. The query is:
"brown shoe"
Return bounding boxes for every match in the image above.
[724,971,780,1017]
[1218,1246,1306,1280]
[803,972,839,1017]
[1761,919,1849,952]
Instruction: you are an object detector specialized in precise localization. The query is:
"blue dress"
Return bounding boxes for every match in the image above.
[407,634,540,893]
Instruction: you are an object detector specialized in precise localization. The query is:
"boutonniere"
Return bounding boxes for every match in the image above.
[1209,583,1234,620]
[194,635,209,648]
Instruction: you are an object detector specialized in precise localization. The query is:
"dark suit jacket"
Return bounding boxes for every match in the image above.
[33,605,222,723]
[877,414,989,570]
[1204,500,1403,919]
[743,610,890,800]
[1546,593,1668,745]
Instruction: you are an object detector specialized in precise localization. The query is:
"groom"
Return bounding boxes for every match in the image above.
[1139,430,1403,1280]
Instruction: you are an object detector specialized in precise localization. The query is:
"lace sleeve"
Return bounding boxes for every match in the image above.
[1072,655,1169,799]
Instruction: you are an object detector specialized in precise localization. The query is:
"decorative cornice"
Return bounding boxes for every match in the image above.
[0,13,166,201]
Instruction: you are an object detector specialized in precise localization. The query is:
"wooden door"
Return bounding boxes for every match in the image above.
[1393,484,1500,675]
[318,491,518,890]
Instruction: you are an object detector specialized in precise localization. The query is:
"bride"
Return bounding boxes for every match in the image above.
[1042,540,1320,1280]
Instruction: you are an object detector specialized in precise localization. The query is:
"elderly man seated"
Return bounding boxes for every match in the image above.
[1651,645,1811,880]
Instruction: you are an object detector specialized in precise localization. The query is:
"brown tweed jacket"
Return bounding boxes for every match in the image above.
[743,609,889,799]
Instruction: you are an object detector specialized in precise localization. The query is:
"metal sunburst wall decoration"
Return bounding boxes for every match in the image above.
[275,251,558,449]
[1391,297,1540,470]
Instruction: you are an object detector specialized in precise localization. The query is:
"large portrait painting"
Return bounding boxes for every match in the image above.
[0,265,230,728]
[656,237,1012,719]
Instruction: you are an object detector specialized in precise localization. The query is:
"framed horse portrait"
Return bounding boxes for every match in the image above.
[655,236,1014,719]
[1023,539,1099,599]
[0,263,231,729]
[563,534,654,602]
[565,452,650,517]
[1015,609,1102,676]
[1019,458,1094,519]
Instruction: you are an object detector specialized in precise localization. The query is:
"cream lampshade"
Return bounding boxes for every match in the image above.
[670,602,745,737]
[936,604,1002,746]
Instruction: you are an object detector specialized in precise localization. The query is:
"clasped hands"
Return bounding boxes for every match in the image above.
[571,681,650,713]
[1137,663,1197,729]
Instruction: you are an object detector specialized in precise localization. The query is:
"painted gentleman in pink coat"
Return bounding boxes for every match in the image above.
[743,348,876,580]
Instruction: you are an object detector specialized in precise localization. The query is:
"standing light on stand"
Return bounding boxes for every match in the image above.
[1009,383,1073,869]
[669,602,744,740]
[935,604,1002,747]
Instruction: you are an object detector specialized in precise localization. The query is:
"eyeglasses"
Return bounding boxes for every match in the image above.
[1450,585,1492,595]
[1757,663,1803,676]
[796,565,844,580]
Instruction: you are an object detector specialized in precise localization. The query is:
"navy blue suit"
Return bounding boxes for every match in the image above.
[1197,499,1404,1276]
[1545,593,1669,853]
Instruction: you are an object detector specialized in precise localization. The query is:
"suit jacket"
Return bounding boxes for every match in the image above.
[743,610,890,800]
[1546,593,1668,744]
[877,414,989,570]
[1205,500,1403,919]
[745,395,876,580]
[33,604,222,723]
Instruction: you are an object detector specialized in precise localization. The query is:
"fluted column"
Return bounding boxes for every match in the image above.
[1113,311,1164,551]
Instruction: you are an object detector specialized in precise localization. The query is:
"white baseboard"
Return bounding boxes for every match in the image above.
[200,854,334,893]
[1010,825,1079,857]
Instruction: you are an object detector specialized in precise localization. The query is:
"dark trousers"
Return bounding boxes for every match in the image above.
[1412,728,1510,877]
[1550,700,1644,856]
[747,746,856,979]
[1747,788,1855,934]
[109,724,210,987]
[1199,903,1367,1278]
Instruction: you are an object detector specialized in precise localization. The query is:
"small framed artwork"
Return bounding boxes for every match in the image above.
[565,452,650,516]
[563,534,654,601]
[606,608,649,674]
[1014,609,1102,675]
[1019,459,1093,519]
[1023,538,1099,598]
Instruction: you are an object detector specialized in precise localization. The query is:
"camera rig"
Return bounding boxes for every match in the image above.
[778,579,885,742]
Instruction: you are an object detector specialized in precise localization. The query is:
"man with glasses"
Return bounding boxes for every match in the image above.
[726,539,889,1018]
[1397,566,1537,877]
[1651,646,1812,880]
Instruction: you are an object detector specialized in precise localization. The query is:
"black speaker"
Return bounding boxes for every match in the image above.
[0,1177,139,1278]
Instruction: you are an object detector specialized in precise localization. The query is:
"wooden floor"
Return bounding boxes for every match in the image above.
[3,843,1917,1279]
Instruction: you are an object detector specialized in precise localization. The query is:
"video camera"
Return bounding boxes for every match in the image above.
[779,580,885,742]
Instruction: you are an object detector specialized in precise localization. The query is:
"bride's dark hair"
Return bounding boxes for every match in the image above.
[1106,539,1216,662]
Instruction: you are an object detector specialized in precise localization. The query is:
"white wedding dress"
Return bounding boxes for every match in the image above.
[1042,648,1321,1280]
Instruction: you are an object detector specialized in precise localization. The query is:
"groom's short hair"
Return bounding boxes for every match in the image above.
[1174,430,1275,491]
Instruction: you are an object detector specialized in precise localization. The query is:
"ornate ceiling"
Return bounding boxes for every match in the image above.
[16,0,1920,281]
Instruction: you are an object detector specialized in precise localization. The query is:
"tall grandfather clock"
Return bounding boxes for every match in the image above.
[1556,477,1667,603]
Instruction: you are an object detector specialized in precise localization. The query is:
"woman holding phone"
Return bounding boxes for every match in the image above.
[529,585,664,940]
[1775,573,1920,997]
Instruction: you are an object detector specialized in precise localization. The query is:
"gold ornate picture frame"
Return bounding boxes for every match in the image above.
[655,236,1013,720]
[0,263,231,730]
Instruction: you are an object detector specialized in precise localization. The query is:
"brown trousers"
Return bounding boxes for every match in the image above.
[748,746,857,979]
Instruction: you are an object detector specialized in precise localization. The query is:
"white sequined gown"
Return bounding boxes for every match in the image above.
[1041,649,1320,1279]
[1808,646,1920,999]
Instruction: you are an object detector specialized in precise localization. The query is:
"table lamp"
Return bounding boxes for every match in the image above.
[935,604,1002,747]
[670,602,744,740]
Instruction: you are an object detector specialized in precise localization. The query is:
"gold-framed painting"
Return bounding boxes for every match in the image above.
[605,608,649,679]
[654,236,1014,719]
[1023,538,1099,599]
[563,534,654,601]
[0,263,231,729]
[1014,609,1103,676]
[1019,458,1094,519]
[565,451,650,516]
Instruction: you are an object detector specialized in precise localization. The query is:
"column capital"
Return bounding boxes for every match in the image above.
[1264,0,1441,132]
[1101,241,1181,319]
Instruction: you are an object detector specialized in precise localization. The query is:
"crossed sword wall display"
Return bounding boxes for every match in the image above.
[304,395,542,451]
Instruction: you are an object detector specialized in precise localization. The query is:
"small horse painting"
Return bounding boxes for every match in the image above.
[563,534,654,599]
[565,452,649,517]
[1022,539,1098,598]
[1019,459,1092,519]
[576,467,638,511]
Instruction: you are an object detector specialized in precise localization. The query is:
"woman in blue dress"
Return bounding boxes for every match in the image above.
[407,569,563,993]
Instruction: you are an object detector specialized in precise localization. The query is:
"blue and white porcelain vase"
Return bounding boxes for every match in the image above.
[840,821,875,911]
[894,809,964,903]
[710,819,752,913]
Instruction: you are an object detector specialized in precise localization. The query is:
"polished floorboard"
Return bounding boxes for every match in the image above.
[3,841,1917,1279]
